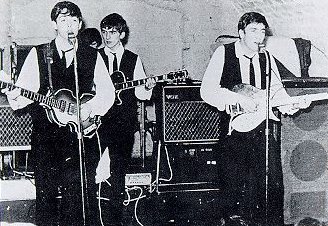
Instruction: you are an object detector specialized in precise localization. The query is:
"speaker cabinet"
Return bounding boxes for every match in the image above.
[155,83,228,144]
[0,103,32,149]
[281,79,328,225]
[0,44,34,150]
[154,83,224,193]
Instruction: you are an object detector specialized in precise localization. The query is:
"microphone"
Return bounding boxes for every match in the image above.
[258,43,266,53]
[68,32,76,45]
[258,43,270,75]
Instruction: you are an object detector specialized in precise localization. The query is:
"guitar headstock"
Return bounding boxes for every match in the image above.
[165,69,189,81]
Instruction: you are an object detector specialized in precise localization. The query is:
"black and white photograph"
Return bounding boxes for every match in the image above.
[0,0,328,225]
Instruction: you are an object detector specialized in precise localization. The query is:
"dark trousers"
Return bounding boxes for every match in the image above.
[217,123,284,226]
[34,132,104,226]
[34,166,62,226]
[59,137,102,226]
[99,122,135,225]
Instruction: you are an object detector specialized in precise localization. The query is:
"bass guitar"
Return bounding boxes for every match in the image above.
[0,80,100,138]
[111,69,188,105]
[229,83,328,132]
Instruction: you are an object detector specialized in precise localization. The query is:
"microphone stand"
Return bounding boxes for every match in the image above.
[71,37,88,225]
[262,47,271,226]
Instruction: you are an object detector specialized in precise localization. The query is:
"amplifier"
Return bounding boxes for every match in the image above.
[0,105,32,148]
[0,44,34,149]
[155,84,228,144]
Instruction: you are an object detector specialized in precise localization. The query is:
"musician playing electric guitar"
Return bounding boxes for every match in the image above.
[1,2,115,226]
[201,12,311,226]
[97,13,156,225]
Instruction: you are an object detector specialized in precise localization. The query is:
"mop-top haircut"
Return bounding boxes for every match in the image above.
[100,13,130,46]
[238,12,269,32]
[50,1,82,22]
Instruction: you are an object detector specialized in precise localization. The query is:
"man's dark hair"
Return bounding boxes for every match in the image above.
[100,13,130,46]
[79,28,102,48]
[50,1,82,22]
[297,217,322,226]
[238,12,269,31]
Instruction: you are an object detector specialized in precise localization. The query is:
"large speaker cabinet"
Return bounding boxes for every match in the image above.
[281,78,328,225]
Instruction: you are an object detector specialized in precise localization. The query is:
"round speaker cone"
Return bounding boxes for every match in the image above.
[290,140,327,181]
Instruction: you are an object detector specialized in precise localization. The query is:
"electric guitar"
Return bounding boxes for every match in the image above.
[111,69,188,105]
[228,83,328,132]
[0,80,101,138]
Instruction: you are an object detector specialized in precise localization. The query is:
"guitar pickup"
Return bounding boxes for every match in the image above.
[66,102,74,115]
[57,100,67,113]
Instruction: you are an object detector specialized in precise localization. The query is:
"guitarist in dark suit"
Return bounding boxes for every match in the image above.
[200,12,311,226]
[2,1,115,226]
[97,13,156,225]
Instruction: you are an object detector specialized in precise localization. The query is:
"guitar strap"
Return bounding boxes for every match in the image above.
[45,43,54,94]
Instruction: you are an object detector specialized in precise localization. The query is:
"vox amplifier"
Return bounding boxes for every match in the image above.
[155,84,228,144]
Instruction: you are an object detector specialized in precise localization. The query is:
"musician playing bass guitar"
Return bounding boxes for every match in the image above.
[1,2,115,226]
[200,12,311,226]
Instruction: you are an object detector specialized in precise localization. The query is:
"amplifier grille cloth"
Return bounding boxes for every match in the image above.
[164,101,224,142]
[0,107,32,147]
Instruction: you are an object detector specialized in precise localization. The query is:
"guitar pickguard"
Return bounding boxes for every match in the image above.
[44,89,101,137]
[111,71,126,105]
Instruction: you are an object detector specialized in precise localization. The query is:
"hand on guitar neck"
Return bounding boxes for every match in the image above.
[144,76,156,91]
[276,96,312,115]
[112,69,188,105]
[1,86,22,109]
[0,70,102,138]
[228,83,317,132]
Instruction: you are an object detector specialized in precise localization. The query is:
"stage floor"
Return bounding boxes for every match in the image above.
[0,179,295,226]
[0,179,36,225]
[0,179,224,226]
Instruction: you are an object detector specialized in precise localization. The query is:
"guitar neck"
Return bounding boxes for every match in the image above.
[114,70,187,91]
[274,93,328,107]
[114,75,164,91]
[0,80,62,109]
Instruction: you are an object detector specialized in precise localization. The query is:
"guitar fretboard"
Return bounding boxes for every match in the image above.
[274,93,328,107]
[0,81,66,111]
[115,75,163,90]
[114,70,187,91]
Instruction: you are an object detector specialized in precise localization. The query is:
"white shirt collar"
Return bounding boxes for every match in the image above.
[235,40,258,60]
[104,43,124,58]
[55,37,77,57]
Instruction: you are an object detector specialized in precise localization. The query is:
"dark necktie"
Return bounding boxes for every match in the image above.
[112,52,118,72]
[61,48,73,68]
[244,55,255,86]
